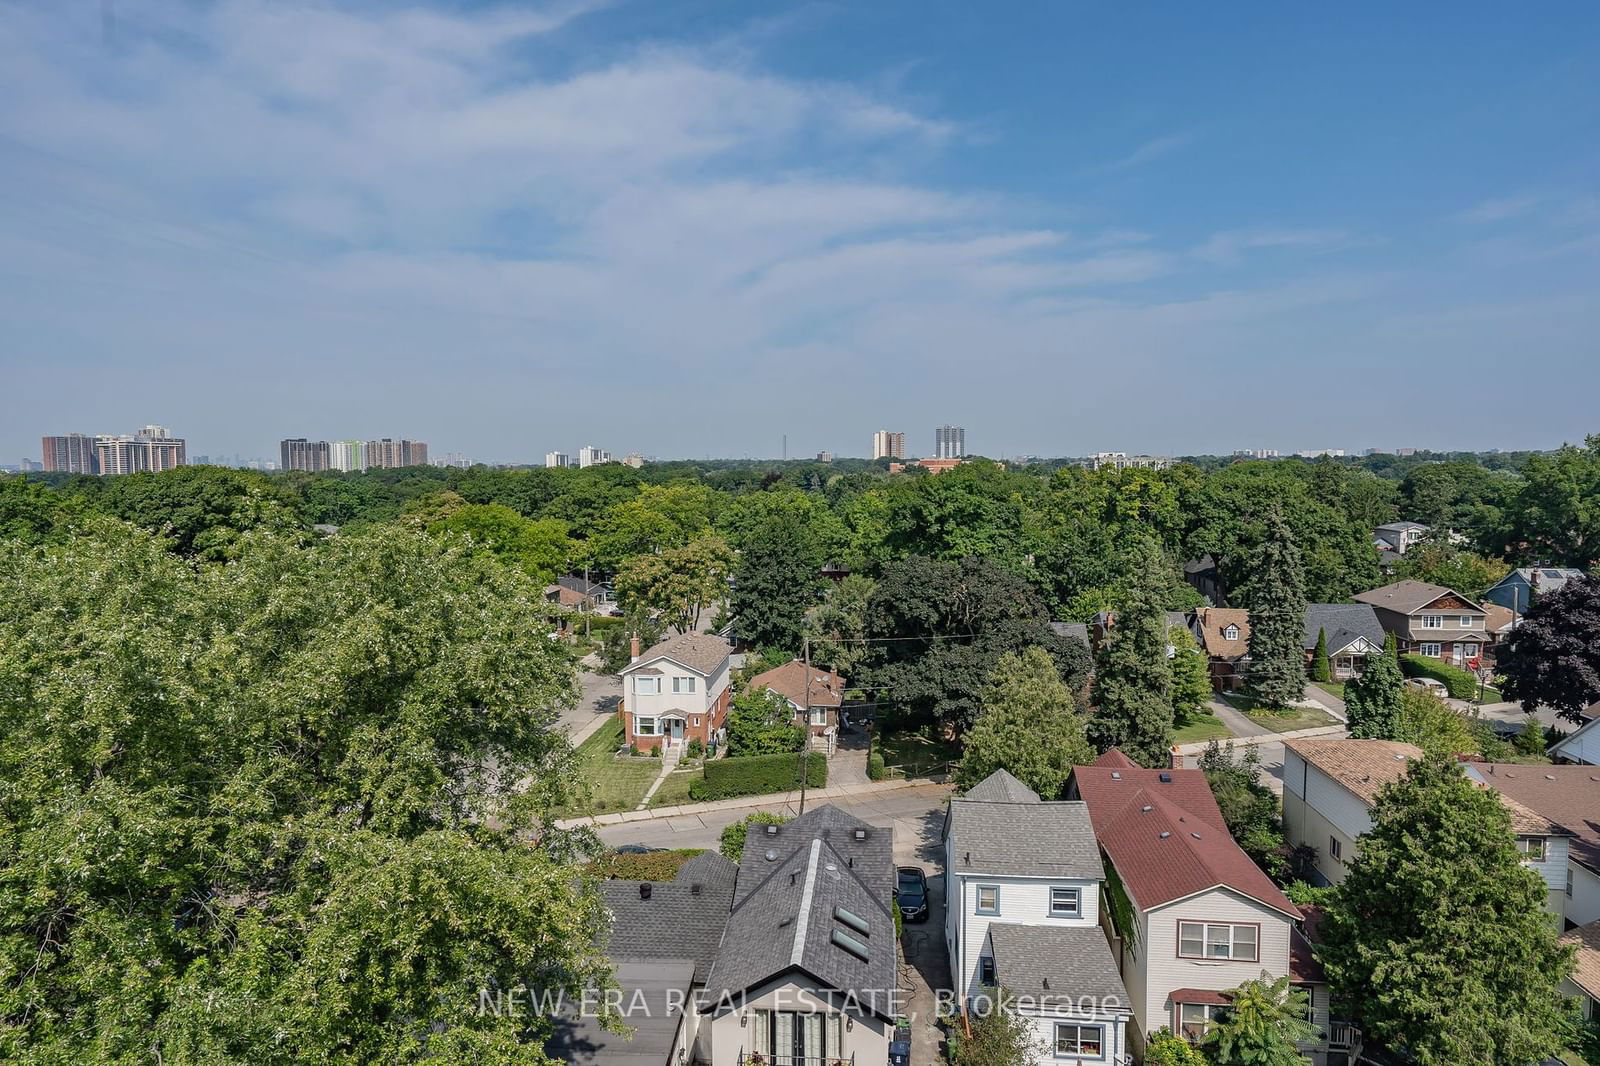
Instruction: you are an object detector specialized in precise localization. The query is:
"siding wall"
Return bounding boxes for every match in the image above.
[1569,863,1600,927]
[701,977,889,1066]
[1138,890,1293,1037]
[950,871,1101,1000]
[1554,725,1600,766]
[1015,1006,1128,1066]
[622,656,730,749]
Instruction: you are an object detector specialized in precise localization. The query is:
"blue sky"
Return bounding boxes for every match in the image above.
[2,1,1597,463]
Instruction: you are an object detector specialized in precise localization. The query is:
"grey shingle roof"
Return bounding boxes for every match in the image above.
[705,806,897,1019]
[628,632,732,677]
[988,924,1131,1009]
[600,852,737,983]
[544,959,693,1066]
[962,768,1040,803]
[1302,603,1386,654]
[1353,579,1482,614]
[946,797,1103,880]
[1049,621,1090,647]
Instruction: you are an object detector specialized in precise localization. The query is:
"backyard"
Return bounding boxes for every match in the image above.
[872,709,961,778]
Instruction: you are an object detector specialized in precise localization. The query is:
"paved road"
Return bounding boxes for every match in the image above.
[555,656,621,745]
[594,781,953,860]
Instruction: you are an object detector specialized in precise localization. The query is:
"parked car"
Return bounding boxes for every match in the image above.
[1404,677,1448,695]
[895,866,929,922]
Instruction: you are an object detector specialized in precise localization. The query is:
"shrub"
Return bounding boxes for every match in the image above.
[585,848,704,881]
[867,751,886,781]
[1513,716,1548,756]
[1399,653,1479,699]
[628,742,639,756]
[1144,1027,1207,1065]
[685,737,705,759]
[1283,880,1336,906]
[689,751,825,802]
[650,745,661,758]
[718,811,789,861]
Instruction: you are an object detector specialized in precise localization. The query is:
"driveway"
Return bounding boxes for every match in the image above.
[899,863,950,1066]
[555,654,621,745]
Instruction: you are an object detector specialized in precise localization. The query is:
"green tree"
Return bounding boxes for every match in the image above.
[1310,628,1331,683]
[724,686,805,757]
[0,523,610,1063]
[806,573,876,678]
[1391,685,1480,755]
[1498,574,1600,723]
[1241,505,1308,710]
[1169,624,1214,727]
[1202,973,1318,1066]
[947,989,1043,1066]
[586,482,716,570]
[95,465,305,559]
[1317,751,1575,1065]
[1397,532,1509,601]
[0,476,81,543]
[1503,435,1600,568]
[1344,637,1404,740]
[718,811,789,861]
[614,534,735,634]
[955,648,1091,800]
[730,512,821,652]
[431,502,573,585]
[1088,537,1173,766]
[1198,741,1286,876]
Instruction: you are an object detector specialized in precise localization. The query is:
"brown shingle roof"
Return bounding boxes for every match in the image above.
[1483,604,1515,635]
[1287,740,1569,836]
[628,632,732,677]
[1193,607,1251,659]
[1561,920,1600,1002]
[1353,580,1482,615]
[1070,756,1297,918]
[1473,763,1600,872]
[746,659,847,709]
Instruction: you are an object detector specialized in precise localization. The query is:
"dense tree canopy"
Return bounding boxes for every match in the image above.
[1344,637,1405,740]
[954,648,1091,799]
[729,511,823,652]
[1498,573,1600,722]
[1241,505,1308,709]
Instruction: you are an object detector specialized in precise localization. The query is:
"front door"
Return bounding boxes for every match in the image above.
[669,719,684,745]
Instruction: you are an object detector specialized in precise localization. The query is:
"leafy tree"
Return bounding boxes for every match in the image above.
[1310,628,1331,683]
[1241,506,1308,710]
[729,512,822,652]
[0,476,81,543]
[598,607,666,675]
[585,482,716,570]
[1503,435,1600,567]
[1088,537,1173,766]
[1198,741,1286,876]
[1344,637,1404,740]
[1169,625,1214,726]
[431,502,573,585]
[1317,751,1575,1065]
[1391,686,1482,756]
[724,686,805,757]
[806,573,876,678]
[1397,531,1509,601]
[947,988,1043,1066]
[1498,573,1600,723]
[94,465,305,559]
[0,523,610,1063]
[863,556,1088,733]
[1202,974,1318,1066]
[719,811,790,861]
[955,648,1091,800]
[614,534,735,634]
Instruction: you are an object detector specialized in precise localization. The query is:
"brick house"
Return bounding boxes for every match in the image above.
[619,632,733,752]
[744,659,848,753]
[1190,607,1251,692]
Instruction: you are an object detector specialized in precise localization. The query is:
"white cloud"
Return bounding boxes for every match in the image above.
[1455,195,1541,224]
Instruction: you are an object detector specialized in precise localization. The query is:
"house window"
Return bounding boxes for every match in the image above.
[634,676,660,695]
[1460,643,1479,659]
[1419,642,1442,658]
[1178,1003,1225,1041]
[809,707,827,726]
[692,716,700,727]
[1516,836,1547,863]
[672,676,696,694]
[1223,624,1239,641]
[1459,615,1474,627]
[635,717,658,736]
[976,886,1000,915]
[1178,921,1258,961]
[1568,868,1575,898]
[1329,835,1343,860]
[1054,1023,1103,1057]
[1420,614,1444,629]
[1049,887,1081,918]
[979,956,996,985]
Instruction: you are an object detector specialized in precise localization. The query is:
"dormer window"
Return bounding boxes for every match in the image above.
[1223,625,1239,641]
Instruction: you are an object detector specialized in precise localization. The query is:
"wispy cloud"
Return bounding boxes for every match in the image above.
[1091,132,1196,174]
[1192,228,1357,265]
[1455,195,1541,224]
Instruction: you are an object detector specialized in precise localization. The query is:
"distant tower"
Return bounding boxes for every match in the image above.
[934,425,965,459]
[872,430,906,460]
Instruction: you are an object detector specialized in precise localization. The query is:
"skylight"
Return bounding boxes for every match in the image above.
[831,929,870,962]
[834,907,870,937]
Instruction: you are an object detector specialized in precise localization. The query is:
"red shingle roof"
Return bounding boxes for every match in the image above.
[1071,753,1297,918]
[746,659,847,709]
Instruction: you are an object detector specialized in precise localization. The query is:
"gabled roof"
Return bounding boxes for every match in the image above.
[557,574,610,596]
[961,767,1040,803]
[1472,762,1600,874]
[599,852,738,983]
[747,659,848,709]
[1193,607,1250,659]
[1069,755,1297,918]
[1561,920,1600,1002]
[1303,603,1386,655]
[1483,603,1516,635]
[946,792,1103,880]
[1491,567,1587,594]
[1049,621,1090,647]
[988,924,1130,1008]
[625,632,732,677]
[1375,521,1428,533]
[545,960,693,1066]
[1353,580,1484,615]
[705,805,896,1018]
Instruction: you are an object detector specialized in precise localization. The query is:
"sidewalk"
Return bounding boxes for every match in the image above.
[554,777,947,830]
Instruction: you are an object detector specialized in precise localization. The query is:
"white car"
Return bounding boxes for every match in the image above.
[1404,677,1448,695]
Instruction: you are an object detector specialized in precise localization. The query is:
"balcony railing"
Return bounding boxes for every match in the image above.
[736,1054,855,1066]
[1327,1021,1360,1051]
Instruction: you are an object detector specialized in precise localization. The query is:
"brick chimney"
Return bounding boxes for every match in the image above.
[630,633,640,662]
[1169,746,1184,770]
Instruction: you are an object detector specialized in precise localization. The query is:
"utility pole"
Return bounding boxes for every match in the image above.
[798,637,812,814]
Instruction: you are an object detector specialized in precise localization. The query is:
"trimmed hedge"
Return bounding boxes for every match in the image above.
[1399,653,1479,699]
[867,751,886,781]
[689,751,826,802]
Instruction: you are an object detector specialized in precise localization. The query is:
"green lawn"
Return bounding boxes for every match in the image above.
[1314,681,1347,700]
[1222,694,1341,734]
[1173,713,1234,745]
[874,712,961,777]
[556,716,661,817]
[647,768,702,809]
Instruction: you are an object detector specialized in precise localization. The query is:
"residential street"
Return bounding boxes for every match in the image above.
[554,654,621,746]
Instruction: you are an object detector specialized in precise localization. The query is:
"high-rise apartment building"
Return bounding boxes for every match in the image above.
[934,425,965,460]
[1088,452,1171,472]
[545,451,571,468]
[279,438,331,472]
[871,431,906,460]
[329,440,365,472]
[364,439,428,468]
[41,433,98,474]
[94,425,188,475]
[577,445,612,468]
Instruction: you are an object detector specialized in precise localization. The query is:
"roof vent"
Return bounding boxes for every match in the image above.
[1141,805,1153,813]
[1111,771,1122,780]
[853,828,868,841]
[766,824,780,836]
[1191,832,1201,840]
[764,849,778,862]
[639,883,652,900]
[1158,773,1173,783]
[834,906,870,937]
[1159,831,1171,839]
[831,929,870,962]
[690,883,702,896]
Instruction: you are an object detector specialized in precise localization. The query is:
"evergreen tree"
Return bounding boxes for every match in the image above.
[1088,537,1174,766]
[956,647,1091,800]
[1311,627,1331,682]
[1345,635,1404,739]
[1242,505,1308,709]
[729,513,821,652]
[1318,752,1575,1065]
[1203,974,1318,1066]
[1169,624,1214,726]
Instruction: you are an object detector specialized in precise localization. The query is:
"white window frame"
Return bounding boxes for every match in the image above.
[672,676,697,694]
[1223,625,1239,641]
[975,885,1000,915]
[1048,886,1081,918]
[1517,836,1547,863]
[1420,614,1444,629]
[634,676,660,695]
[1329,835,1343,860]
[809,707,827,726]
[1460,643,1479,659]
[1053,1022,1104,1058]
[1178,921,1258,961]
[1458,615,1473,628]
[635,716,658,737]
[1419,642,1442,658]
